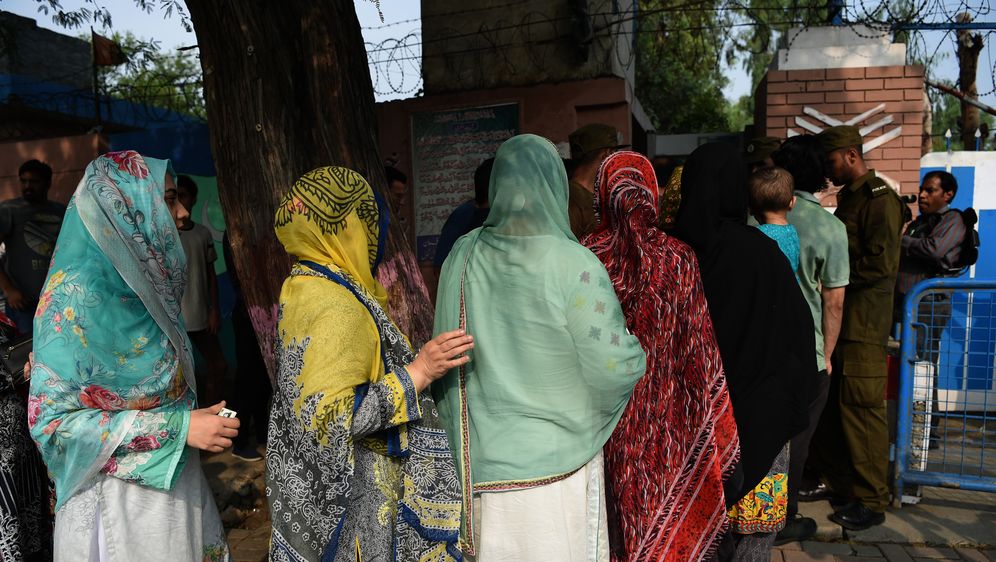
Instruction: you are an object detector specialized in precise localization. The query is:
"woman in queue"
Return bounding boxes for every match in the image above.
[583,151,740,561]
[673,143,817,561]
[29,151,235,561]
[266,166,469,561]
[433,134,647,560]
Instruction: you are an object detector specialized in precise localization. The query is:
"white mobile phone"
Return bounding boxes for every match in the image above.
[217,407,238,419]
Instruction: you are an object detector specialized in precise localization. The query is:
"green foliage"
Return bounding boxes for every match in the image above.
[725,94,754,133]
[930,83,994,151]
[94,32,206,120]
[725,1,828,87]
[635,0,827,134]
[635,0,733,133]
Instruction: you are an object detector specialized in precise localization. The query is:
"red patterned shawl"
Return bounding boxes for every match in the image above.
[583,152,740,562]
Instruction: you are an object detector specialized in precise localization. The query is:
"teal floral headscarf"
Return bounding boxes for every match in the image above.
[29,151,196,510]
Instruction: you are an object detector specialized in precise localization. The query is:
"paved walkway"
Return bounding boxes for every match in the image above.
[206,447,996,562]
[773,542,995,562]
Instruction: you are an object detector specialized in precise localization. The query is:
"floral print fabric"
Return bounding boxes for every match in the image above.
[29,151,195,510]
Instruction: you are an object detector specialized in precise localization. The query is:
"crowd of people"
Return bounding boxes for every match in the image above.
[0,118,971,561]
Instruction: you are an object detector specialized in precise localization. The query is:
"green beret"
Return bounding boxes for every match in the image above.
[569,124,629,160]
[743,136,781,163]
[817,125,863,153]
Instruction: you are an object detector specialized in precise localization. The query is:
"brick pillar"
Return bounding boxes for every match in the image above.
[757,65,925,200]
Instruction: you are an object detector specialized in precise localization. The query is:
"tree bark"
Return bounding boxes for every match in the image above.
[184,0,434,376]
[956,13,983,151]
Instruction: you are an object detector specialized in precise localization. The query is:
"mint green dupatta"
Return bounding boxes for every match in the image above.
[29,151,196,510]
[432,134,647,553]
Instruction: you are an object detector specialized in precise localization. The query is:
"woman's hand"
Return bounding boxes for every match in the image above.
[407,330,474,392]
[22,352,33,384]
[187,401,240,453]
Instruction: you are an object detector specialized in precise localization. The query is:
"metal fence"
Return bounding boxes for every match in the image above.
[894,277,996,499]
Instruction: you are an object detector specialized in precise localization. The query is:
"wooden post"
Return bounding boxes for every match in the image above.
[956,13,983,151]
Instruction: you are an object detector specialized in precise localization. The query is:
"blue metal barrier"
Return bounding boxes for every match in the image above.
[894,277,996,501]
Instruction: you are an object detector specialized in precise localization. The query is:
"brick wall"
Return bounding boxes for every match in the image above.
[758,65,925,197]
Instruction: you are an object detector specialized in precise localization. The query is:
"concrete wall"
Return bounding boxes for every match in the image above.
[0,133,106,204]
[376,75,632,290]
[757,65,925,199]
[0,12,92,91]
[421,0,636,94]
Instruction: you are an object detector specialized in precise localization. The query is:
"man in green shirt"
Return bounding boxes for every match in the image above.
[809,126,908,531]
[773,135,849,543]
[567,124,627,239]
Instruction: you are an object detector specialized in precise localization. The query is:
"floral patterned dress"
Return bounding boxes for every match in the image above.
[0,316,53,561]
[28,152,229,561]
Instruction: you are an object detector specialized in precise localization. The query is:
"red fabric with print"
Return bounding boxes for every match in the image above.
[583,152,741,562]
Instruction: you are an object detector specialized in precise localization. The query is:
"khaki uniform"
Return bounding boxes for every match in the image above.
[568,180,596,240]
[812,170,908,512]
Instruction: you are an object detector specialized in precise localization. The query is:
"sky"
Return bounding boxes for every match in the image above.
[5,0,995,110]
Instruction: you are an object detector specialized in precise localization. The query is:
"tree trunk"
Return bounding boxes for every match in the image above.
[956,13,983,151]
[184,0,434,376]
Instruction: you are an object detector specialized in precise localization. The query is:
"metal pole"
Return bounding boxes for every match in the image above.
[926,81,996,118]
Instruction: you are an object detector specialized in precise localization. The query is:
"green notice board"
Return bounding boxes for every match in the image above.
[411,103,519,262]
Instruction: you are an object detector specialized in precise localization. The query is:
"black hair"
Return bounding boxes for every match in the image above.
[922,170,958,198]
[473,158,495,205]
[384,166,407,185]
[18,159,53,184]
[176,174,199,199]
[772,135,827,194]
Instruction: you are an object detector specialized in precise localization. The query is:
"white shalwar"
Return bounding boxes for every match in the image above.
[53,452,229,562]
[467,452,609,562]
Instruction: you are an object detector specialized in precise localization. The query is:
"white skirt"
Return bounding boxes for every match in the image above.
[467,451,609,562]
[53,452,229,562]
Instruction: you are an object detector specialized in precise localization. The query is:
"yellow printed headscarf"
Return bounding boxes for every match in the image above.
[274,166,389,308]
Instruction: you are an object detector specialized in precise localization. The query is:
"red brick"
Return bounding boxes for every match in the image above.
[884,147,921,160]
[903,112,926,123]
[769,81,808,94]
[905,89,923,101]
[807,80,846,92]
[827,90,865,103]
[768,128,789,139]
[849,101,922,113]
[827,67,866,80]
[888,77,924,89]
[904,124,924,137]
[843,101,891,116]
[847,78,885,91]
[790,92,826,104]
[766,117,787,128]
[906,65,926,77]
[786,69,826,81]
[768,93,787,105]
[768,70,788,82]
[866,89,905,102]
[866,65,906,78]
[903,159,923,170]
[873,160,902,171]
[811,103,844,115]
[769,104,805,116]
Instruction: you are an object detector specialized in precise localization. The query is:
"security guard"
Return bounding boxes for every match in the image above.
[743,136,781,172]
[806,125,909,531]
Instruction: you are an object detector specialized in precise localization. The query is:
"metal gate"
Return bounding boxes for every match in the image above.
[894,278,996,497]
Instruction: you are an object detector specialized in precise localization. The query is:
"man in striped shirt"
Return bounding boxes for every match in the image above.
[895,170,967,362]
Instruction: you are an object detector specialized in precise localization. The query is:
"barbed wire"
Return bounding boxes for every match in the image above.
[10,1,994,115]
